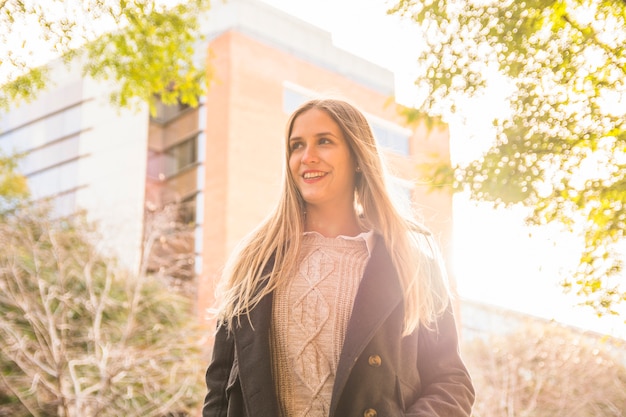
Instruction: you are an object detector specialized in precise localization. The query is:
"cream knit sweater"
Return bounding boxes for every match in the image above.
[271,231,373,417]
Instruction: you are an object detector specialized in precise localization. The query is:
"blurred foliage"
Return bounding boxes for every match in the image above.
[396,104,446,132]
[0,152,28,213]
[463,322,626,416]
[0,204,205,416]
[389,0,626,316]
[0,0,211,114]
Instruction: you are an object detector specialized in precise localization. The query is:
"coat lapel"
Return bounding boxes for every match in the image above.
[233,291,280,417]
[329,240,403,416]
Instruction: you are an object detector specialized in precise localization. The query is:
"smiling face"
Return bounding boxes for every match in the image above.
[288,108,357,213]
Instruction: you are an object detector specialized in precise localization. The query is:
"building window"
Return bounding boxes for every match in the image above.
[150,99,191,125]
[0,105,82,153]
[26,160,88,217]
[148,135,199,180]
[371,123,410,156]
[27,158,82,200]
[19,134,81,175]
[163,135,198,178]
[177,193,197,225]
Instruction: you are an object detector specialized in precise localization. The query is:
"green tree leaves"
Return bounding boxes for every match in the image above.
[390,0,626,316]
[0,0,211,113]
[0,152,28,213]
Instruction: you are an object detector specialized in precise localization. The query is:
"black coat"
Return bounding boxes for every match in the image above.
[202,238,475,417]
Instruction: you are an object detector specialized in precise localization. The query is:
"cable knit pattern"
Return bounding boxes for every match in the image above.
[271,231,372,417]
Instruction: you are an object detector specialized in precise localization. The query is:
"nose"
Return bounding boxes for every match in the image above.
[301,143,319,165]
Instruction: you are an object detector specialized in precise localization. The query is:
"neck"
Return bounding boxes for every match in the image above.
[304,204,362,237]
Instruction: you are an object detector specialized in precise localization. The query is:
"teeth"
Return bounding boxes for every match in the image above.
[304,172,325,179]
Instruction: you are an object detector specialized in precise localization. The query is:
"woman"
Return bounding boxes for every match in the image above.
[203,98,474,417]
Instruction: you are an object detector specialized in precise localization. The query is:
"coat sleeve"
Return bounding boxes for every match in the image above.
[406,305,475,417]
[202,323,236,417]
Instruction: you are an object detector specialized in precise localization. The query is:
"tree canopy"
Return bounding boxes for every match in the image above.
[0,0,211,113]
[389,0,626,317]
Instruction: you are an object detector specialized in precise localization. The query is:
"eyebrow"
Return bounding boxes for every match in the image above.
[289,132,338,141]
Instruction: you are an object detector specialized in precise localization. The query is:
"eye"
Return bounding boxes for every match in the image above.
[290,141,303,151]
[319,137,332,145]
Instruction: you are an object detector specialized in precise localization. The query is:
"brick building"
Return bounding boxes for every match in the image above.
[0,0,452,326]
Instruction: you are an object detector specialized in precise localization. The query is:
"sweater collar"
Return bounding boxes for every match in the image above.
[302,230,376,256]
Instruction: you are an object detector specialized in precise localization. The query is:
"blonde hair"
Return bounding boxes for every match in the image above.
[214,98,449,334]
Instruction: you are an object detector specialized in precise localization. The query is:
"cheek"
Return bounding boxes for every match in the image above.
[345,169,357,189]
[343,152,357,176]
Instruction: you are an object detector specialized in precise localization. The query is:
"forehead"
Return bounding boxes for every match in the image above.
[290,108,342,137]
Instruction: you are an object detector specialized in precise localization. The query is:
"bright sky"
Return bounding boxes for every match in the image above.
[260,0,626,339]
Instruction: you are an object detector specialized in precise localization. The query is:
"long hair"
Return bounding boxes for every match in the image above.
[214,98,450,334]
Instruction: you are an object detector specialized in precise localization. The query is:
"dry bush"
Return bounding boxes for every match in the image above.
[0,206,205,417]
[464,322,626,417]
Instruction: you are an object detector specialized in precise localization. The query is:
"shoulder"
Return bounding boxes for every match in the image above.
[403,220,441,259]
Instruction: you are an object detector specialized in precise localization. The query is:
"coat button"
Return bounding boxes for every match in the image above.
[368,354,382,367]
[364,408,377,417]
